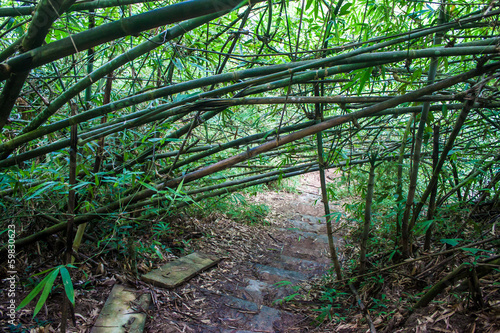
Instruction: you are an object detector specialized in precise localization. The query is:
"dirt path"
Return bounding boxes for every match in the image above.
[146,171,343,332]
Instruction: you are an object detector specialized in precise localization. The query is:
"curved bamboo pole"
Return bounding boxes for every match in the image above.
[2,61,496,256]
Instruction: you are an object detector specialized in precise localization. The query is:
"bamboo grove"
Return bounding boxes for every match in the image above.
[0,0,499,293]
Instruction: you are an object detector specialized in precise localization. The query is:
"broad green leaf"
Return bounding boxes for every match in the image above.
[339,3,353,16]
[460,247,481,254]
[60,267,75,306]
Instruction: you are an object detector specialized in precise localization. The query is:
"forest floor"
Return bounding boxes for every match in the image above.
[1,170,499,332]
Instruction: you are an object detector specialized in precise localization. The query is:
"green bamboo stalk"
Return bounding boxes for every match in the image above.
[2,100,498,169]
[0,0,77,130]
[437,154,500,207]
[20,10,233,135]
[317,125,343,279]
[2,43,497,155]
[424,125,440,250]
[0,0,159,17]
[410,95,477,231]
[61,101,77,332]
[161,63,500,192]
[413,257,500,310]
[242,44,500,97]
[0,153,429,254]
[395,114,414,239]
[0,0,255,81]
[359,159,376,275]
[0,34,24,62]
[401,3,446,258]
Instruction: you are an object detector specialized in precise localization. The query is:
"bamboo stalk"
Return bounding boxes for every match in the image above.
[413,257,500,310]
[0,0,256,81]
[0,0,158,17]
[401,3,446,257]
[1,62,498,255]
[19,10,231,135]
[424,125,440,250]
[359,159,376,275]
[317,123,343,280]
[0,0,76,130]
[411,93,477,230]
[1,43,498,155]
[395,114,414,241]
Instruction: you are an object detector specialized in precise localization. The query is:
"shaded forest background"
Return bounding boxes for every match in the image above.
[0,0,499,331]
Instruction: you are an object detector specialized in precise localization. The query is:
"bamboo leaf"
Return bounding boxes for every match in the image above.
[357,67,373,95]
[60,266,75,306]
[25,182,57,200]
[138,180,158,192]
[16,271,54,311]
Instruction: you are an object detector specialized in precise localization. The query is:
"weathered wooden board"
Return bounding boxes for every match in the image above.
[141,252,220,288]
[91,284,151,333]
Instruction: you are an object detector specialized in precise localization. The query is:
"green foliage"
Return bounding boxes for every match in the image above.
[314,287,348,324]
[17,265,75,318]
[272,280,301,305]
[199,193,270,225]
[225,194,270,225]
[152,220,171,239]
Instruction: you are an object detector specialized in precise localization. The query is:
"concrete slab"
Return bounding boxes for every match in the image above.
[91,284,151,333]
[141,252,220,288]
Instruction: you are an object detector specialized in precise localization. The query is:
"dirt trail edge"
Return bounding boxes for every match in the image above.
[145,171,343,332]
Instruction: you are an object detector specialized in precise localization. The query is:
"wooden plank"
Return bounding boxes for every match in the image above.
[91,284,151,333]
[141,252,220,288]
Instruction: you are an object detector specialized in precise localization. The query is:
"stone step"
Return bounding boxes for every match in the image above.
[200,293,303,332]
[275,255,330,275]
[254,263,308,283]
[279,228,332,244]
[281,242,331,264]
[286,218,324,233]
[228,278,294,306]
[299,214,327,223]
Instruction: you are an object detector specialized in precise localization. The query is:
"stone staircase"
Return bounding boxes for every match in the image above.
[92,173,342,332]
[167,215,336,332]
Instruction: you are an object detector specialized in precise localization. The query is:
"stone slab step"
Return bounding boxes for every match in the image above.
[234,279,294,305]
[301,214,326,223]
[91,284,151,333]
[202,293,303,332]
[166,319,258,333]
[275,255,330,274]
[141,252,220,288]
[254,263,308,283]
[286,219,323,233]
[278,228,332,244]
[281,242,331,264]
